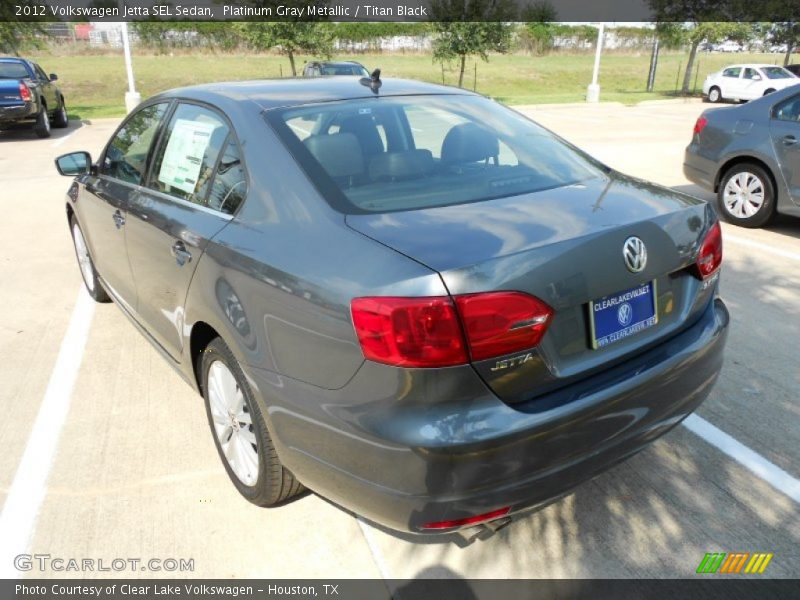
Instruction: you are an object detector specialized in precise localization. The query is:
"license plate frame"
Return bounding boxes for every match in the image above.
[589,281,658,349]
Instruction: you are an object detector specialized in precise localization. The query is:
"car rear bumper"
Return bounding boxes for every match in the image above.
[683,145,718,191]
[250,296,729,534]
[0,102,36,124]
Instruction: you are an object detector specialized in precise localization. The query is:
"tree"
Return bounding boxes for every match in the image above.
[0,1,43,55]
[766,22,800,65]
[431,0,516,88]
[518,1,558,56]
[239,22,333,76]
[657,22,751,94]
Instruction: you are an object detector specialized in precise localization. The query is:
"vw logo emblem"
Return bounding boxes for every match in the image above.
[623,237,647,273]
[617,302,633,327]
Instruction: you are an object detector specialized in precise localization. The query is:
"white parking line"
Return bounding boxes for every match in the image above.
[0,287,95,578]
[50,128,80,148]
[683,414,800,503]
[724,233,800,262]
[356,518,394,580]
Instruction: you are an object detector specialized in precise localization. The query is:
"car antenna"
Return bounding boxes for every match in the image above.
[360,68,381,94]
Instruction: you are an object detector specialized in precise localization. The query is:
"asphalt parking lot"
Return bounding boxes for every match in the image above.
[0,98,797,581]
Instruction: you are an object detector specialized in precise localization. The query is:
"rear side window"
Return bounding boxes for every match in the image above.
[723,67,741,78]
[149,103,230,206]
[773,95,800,123]
[102,103,169,184]
[207,137,247,215]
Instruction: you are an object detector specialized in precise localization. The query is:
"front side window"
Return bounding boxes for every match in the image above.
[149,103,230,206]
[762,66,795,80]
[723,67,741,78]
[103,103,169,184]
[267,95,603,213]
[743,68,760,80]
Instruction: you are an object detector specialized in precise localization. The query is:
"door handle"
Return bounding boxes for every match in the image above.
[170,241,193,266]
[783,135,797,146]
[112,210,125,229]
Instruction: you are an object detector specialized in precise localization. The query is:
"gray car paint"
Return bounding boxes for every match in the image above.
[63,78,729,533]
[684,84,800,219]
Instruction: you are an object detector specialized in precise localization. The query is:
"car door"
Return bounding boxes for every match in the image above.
[78,102,170,309]
[721,67,743,99]
[741,67,764,100]
[124,101,244,360]
[31,62,57,109]
[770,93,800,205]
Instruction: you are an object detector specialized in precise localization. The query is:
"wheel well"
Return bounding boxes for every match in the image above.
[714,156,778,195]
[190,322,220,393]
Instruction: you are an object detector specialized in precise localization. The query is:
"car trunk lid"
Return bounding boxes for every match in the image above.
[346,173,716,404]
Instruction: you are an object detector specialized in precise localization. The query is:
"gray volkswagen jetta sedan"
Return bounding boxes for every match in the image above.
[55,77,729,536]
[684,83,800,228]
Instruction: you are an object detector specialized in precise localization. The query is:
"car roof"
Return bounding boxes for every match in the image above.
[150,77,476,111]
[725,64,788,69]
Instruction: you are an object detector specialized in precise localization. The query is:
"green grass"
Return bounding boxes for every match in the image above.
[28,50,790,120]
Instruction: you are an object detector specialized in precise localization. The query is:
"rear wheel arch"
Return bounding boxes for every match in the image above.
[715,155,777,195]
[189,321,221,393]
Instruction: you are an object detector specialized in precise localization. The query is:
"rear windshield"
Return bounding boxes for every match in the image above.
[321,65,369,76]
[267,95,603,213]
[762,66,795,80]
[0,61,31,79]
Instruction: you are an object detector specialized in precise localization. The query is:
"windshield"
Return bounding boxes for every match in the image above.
[267,95,604,214]
[0,62,30,79]
[762,66,795,80]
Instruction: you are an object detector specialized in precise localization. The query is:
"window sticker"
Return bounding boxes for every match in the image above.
[158,119,216,195]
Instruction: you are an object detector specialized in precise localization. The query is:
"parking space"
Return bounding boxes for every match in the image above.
[0,99,797,580]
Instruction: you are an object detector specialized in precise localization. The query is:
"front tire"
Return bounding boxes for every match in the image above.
[69,216,111,302]
[708,86,722,103]
[34,106,51,138]
[717,163,776,228]
[200,337,304,507]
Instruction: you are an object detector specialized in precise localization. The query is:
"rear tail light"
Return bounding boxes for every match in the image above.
[351,292,553,368]
[350,296,468,368]
[19,82,31,102]
[422,506,511,530]
[693,116,708,135]
[695,221,723,279]
[454,292,553,361]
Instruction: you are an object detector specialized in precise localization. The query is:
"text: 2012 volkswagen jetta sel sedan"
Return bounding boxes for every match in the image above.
[56,77,728,536]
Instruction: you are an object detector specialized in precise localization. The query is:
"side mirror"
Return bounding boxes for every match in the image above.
[55,151,92,176]
[49,73,58,81]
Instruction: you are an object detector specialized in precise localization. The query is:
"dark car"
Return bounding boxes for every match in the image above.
[0,57,68,138]
[55,77,728,537]
[684,84,800,228]
[302,60,369,78]
[785,64,800,77]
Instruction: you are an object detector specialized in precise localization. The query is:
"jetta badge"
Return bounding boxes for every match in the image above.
[623,237,647,273]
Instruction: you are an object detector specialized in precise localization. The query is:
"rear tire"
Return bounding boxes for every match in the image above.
[707,86,722,103]
[34,106,51,138]
[69,216,111,302]
[53,98,68,128]
[200,337,304,507]
[717,163,776,228]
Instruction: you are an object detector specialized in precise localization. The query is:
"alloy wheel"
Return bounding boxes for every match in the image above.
[207,360,259,486]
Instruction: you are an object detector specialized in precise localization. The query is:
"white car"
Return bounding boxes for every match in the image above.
[702,64,799,103]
